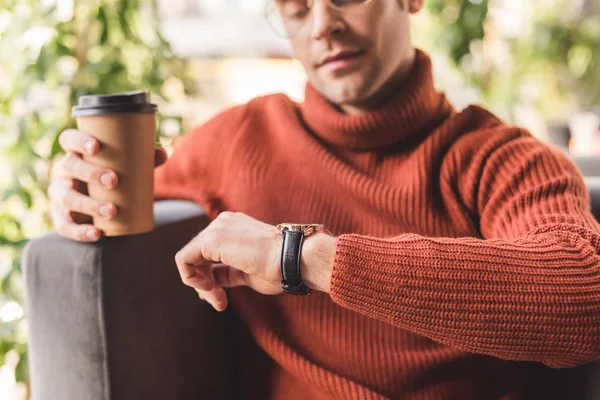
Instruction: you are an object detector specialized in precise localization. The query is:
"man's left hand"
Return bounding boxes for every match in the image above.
[174,211,336,312]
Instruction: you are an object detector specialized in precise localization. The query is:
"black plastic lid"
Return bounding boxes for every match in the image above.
[72,90,157,117]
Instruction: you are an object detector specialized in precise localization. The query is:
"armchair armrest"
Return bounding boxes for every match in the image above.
[23,200,233,400]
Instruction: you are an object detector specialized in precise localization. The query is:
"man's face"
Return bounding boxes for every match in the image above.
[283,0,423,108]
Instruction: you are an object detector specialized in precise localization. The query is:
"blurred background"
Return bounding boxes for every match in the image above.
[0,0,599,398]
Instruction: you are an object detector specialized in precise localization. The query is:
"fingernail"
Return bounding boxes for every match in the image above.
[84,140,95,154]
[86,229,98,239]
[99,203,112,217]
[100,173,115,188]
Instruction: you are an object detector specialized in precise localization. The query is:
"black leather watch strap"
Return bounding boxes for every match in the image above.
[280,230,311,295]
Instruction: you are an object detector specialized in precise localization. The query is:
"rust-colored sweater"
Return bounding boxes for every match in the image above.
[154,50,600,399]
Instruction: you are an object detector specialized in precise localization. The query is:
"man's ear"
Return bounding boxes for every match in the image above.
[407,0,424,13]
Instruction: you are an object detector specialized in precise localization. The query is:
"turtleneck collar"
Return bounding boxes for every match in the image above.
[300,49,453,151]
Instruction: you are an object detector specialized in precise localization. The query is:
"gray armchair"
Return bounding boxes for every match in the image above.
[24,201,237,400]
[22,191,600,399]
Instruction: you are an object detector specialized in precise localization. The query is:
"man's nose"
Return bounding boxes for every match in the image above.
[310,0,345,40]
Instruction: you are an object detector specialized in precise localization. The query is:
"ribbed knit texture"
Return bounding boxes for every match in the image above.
[154,50,600,399]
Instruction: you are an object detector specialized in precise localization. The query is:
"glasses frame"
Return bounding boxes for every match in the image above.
[264,0,374,39]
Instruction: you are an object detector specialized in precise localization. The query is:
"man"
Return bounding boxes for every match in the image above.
[48,0,600,398]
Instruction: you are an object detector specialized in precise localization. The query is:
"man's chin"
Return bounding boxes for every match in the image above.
[318,79,371,107]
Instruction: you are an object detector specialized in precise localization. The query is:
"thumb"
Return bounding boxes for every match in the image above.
[154,145,168,167]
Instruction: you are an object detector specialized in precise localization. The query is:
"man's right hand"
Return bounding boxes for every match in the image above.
[48,129,168,242]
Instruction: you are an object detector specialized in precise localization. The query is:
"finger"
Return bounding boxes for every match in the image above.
[174,232,220,280]
[48,180,93,225]
[59,129,99,155]
[191,273,228,311]
[51,204,101,242]
[175,231,223,268]
[203,264,229,311]
[186,266,216,292]
[203,285,228,312]
[174,254,225,309]
[195,285,228,311]
[180,264,228,310]
[49,183,117,220]
[212,263,249,288]
[154,146,168,167]
[175,245,211,289]
[54,152,118,188]
[186,264,229,311]
[55,176,76,190]
[50,178,94,224]
[175,235,229,311]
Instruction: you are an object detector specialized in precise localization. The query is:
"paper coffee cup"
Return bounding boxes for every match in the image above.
[72,91,157,236]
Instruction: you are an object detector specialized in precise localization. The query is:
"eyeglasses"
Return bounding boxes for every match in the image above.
[265,0,374,39]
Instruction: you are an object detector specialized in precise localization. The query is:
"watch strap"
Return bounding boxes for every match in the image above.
[280,229,311,295]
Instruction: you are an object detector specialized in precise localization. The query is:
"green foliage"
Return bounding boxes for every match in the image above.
[421,0,600,120]
[0,0,194,392]
[426,0,489,65]
[519,9,600,113]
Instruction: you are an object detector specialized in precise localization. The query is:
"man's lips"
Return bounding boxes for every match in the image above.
[317,50,365,68]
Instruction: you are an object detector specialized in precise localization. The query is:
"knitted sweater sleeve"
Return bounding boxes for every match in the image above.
[153,104,247,220]
[328,126,600,368]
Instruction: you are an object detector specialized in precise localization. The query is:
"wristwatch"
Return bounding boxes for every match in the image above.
[276,223,330,295]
